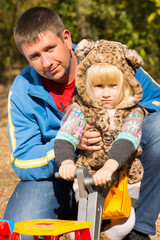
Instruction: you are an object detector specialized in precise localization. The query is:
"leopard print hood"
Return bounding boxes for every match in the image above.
[75,39,144,110]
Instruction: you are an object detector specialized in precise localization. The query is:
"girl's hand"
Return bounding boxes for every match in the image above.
[92,159,119,186]
[59,160,76,180]
[77,124,102,151]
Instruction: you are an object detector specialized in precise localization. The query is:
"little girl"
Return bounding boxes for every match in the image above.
[54,39,145,240]
[55,63,144,184]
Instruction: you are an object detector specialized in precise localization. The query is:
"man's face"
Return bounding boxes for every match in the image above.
[21,30,73,84]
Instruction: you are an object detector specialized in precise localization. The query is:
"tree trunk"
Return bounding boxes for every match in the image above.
[77,0,92,41]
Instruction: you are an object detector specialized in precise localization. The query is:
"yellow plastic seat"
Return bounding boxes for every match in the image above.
[102,170,131,219]
[11,219,92,240]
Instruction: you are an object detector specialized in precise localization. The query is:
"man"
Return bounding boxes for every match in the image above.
[4,7,160,240]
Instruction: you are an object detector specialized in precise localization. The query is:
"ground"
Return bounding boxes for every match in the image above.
[0,84,20,219]
[0,83,160,239]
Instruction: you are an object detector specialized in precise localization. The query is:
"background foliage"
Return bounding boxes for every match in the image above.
[0,0,160,84]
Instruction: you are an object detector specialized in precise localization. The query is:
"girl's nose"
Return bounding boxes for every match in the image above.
[103,86,110,97]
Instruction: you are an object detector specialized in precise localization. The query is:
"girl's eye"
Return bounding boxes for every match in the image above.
[93,84,117,88]
[95,84,103,88]
[110,84,117,88]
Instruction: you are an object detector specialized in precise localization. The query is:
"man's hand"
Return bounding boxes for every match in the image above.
[77,124,102,151]
[59,160,76,180]
[92,159,119,186]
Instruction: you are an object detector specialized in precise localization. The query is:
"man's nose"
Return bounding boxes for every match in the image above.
[41,53,52,68]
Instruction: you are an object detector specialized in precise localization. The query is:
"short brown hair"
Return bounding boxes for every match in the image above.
[14,7,65,53]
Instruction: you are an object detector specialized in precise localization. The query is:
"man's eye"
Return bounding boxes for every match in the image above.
[47,46,55,52]
[31,54,39,60]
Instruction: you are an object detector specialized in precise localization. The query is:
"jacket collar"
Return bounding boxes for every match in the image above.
[27,66,78,106]
[27,67,55,106]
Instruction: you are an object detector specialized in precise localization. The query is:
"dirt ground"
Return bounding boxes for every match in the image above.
[0,84,20,219]
[0,83,160,239]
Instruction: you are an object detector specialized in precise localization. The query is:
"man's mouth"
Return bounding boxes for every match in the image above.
[50,65,60,74]
[43,65,60,75]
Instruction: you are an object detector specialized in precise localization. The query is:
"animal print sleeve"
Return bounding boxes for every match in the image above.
[107,106,145,167]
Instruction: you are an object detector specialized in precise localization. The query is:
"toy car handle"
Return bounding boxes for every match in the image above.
[54,172,94,182]
[54,169,94,186]
[55,169,113,186]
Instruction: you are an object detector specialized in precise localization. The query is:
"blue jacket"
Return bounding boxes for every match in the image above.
[8,64,160,181]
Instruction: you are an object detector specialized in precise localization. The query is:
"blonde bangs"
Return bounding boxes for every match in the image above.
[85,62,134,108]
[86,63,122,86]
[85,63,125,102]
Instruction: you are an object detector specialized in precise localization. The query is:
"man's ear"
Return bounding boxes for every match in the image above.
[63,29,73,50]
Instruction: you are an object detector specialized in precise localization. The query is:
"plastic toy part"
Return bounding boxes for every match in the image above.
[11,219,92,240]
[102,170,131,219]
[0,220,11,240]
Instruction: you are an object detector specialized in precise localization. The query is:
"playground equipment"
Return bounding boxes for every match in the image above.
[0,220,14,240]
[3,167,131,240]
[73,168,131,240]
[11,219,92,240]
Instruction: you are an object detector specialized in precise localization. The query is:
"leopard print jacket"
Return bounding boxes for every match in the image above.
[74,39,144,183]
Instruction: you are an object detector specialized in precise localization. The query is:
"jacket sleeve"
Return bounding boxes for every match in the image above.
[135,68,160,112]
[54,104,86,165]
[108,107,145,167]
[8,90,59,181]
